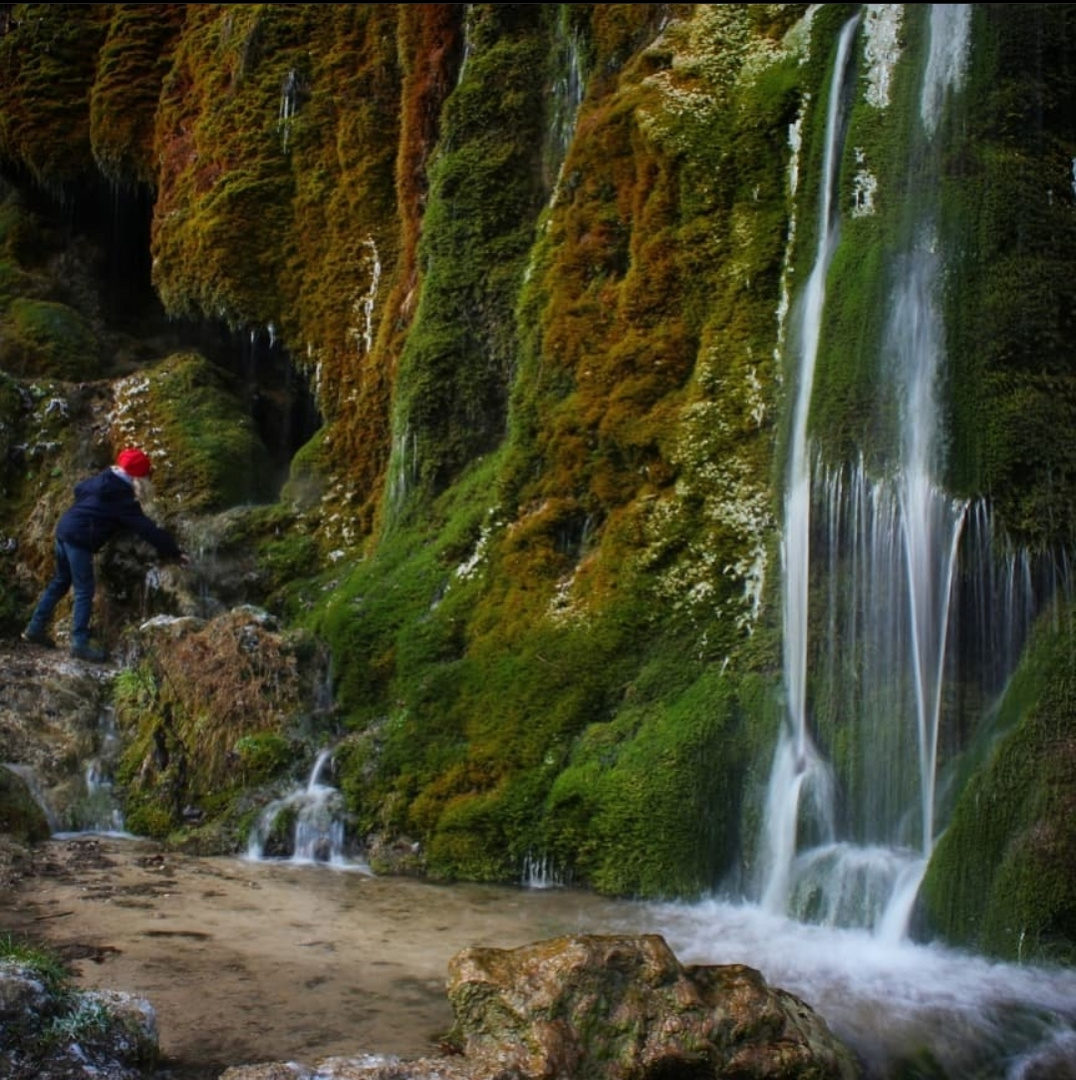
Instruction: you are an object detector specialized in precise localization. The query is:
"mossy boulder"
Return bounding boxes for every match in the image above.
[114,610,328,848]
[109,351,273,514]
[0,766,51,844]
[0,298,102,380]
[446,934,862,1080]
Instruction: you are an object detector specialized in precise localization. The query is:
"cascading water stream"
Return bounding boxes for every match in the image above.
[246,748,369,871]
[760,11,860,917]
[761,5,979,937]
[889,243,968,862]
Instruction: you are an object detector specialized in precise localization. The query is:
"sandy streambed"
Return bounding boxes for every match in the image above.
[2,834,641,1079]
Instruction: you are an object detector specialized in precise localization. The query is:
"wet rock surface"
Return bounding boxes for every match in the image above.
[444,933,861,1080]
[0,641,118,846]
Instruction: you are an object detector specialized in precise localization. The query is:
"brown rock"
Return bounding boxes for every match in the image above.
[446,933,861,1080]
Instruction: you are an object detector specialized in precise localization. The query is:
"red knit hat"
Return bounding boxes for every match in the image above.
[116,447,152,477]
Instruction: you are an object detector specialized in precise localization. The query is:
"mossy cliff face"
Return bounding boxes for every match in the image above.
[943,5,1076,548]
[0,4,1073,963]
[313,4,806,896]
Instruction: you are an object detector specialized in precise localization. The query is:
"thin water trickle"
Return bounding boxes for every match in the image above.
[3,763,60,834]
[78,706,127,835]
[246,748,370,872]
[33,702,133,838]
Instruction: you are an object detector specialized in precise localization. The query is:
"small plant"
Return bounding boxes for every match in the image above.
[0,932,72,996]
[234,732,293,783]
[41,996,114,1047]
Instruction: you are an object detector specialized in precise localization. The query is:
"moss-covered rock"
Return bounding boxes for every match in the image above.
[0,298,102,380]
[0,4,110,191]
[918,601,1076,964]
[114,610,327,847]
[0,765,51,844]
[90,4,187,187]
[109,351,272,514]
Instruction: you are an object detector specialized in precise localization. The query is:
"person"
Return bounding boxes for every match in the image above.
[22,447,189,662]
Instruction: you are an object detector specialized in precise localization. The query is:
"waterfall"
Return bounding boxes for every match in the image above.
[13,705,131,837]
[348,236,382,357]
[3,763,60,834]
[545,7,585,199]
[760,5,999,937]
[278,69,300,152]
[74,706,127,835]
[521,852,571,890]
[246,748,369,871]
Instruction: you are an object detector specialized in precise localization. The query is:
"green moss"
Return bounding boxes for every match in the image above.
[314,441,758,892]
[308,6,808,894]
[942,7,1076,548]
[90,4,186,186]
[0,765,51,843]
[543,669,746,897]
[114,615,310,844]
[919,602,1076,964]
[388,5,555,512]
[0,258,34,310]
[0,4,110,190]
[150,5,297,327]
[0,298,102,379]
[233,732,293,785]
[111,351,271,513]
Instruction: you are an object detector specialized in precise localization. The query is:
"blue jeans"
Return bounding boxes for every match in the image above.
[26,539,96,647]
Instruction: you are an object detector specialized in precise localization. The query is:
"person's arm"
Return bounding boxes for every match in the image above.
[116,501,185,561]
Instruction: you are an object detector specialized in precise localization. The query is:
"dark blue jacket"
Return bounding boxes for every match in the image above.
[55,468,182,559]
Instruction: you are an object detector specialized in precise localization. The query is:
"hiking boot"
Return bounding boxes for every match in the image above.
[21,627,56,649]
[70,641,108,663]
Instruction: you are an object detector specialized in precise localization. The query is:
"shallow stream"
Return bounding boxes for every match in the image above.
[6,834,1075,1079]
